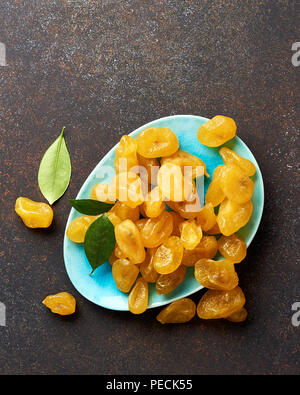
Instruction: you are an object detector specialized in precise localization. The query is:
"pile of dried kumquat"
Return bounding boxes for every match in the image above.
[16,116,256,322]
[65,115,256,323]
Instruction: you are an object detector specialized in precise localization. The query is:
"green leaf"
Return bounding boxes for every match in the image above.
[84,213,116,274]
[38,127,71,205]
[69,199,114,215]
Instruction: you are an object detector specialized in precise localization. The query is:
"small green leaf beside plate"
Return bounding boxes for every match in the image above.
[38,127,71,205]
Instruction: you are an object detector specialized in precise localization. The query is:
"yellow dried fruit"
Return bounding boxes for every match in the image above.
[181,236,218,266]
[42,292,76,316]
[156,298,196,324]
[153,236,184,274]
[114,135,139,174]
[179,220,202,250]
[194,258,239,291]
[109,201,140,223]
[128,277,148,314]
[205,165,226,207]
[137,211,173,248]
[66,215,97,243]
[219,147,256,177]
[197,115,237,147]
[218,234,247,263]
[15,197,53,229]
[112,259,139,293]
[197,286,246,319]
[221,165,254,204]
[114,219,146,264]
[161,150,209,178]
[156,265,186,295]
[137,127,179,158]
[217,199,253,236]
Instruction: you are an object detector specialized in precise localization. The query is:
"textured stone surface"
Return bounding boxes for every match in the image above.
[0,0,299,375]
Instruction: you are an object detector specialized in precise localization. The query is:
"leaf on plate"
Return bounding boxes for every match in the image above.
[69,199,114,215]
[84,213,116,274]
[38,127,71,205]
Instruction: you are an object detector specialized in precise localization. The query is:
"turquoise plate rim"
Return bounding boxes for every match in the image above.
[63,114,264,311]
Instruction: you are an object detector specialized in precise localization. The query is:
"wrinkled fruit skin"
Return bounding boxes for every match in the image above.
[42,292,76,316]
[197,115,237,147]
[205,165,226,207]
[194,258,239,291]
[156,265,186,295]
[137,127,179,158]
[153,236,184,274]
[15,197,53,229]
[221,165,254,204]
[67,215,97,243]
[219,147,256,177]
[128,277,148,314]
[137,211,173,248]
[112,259,139,293]
[181,236,218,266]
[156,298,196,324]
[115,219,145,264]
[217,199,253,236]
[197,286,246,319]
[115,135,139,174]
[179,220,202,250]
[226,307,248,322]
[218,234,247,263]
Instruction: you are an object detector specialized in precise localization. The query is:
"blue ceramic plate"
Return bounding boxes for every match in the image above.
[63,115,264,311]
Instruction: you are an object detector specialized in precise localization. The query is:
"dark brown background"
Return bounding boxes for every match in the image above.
[0,0,299,375]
